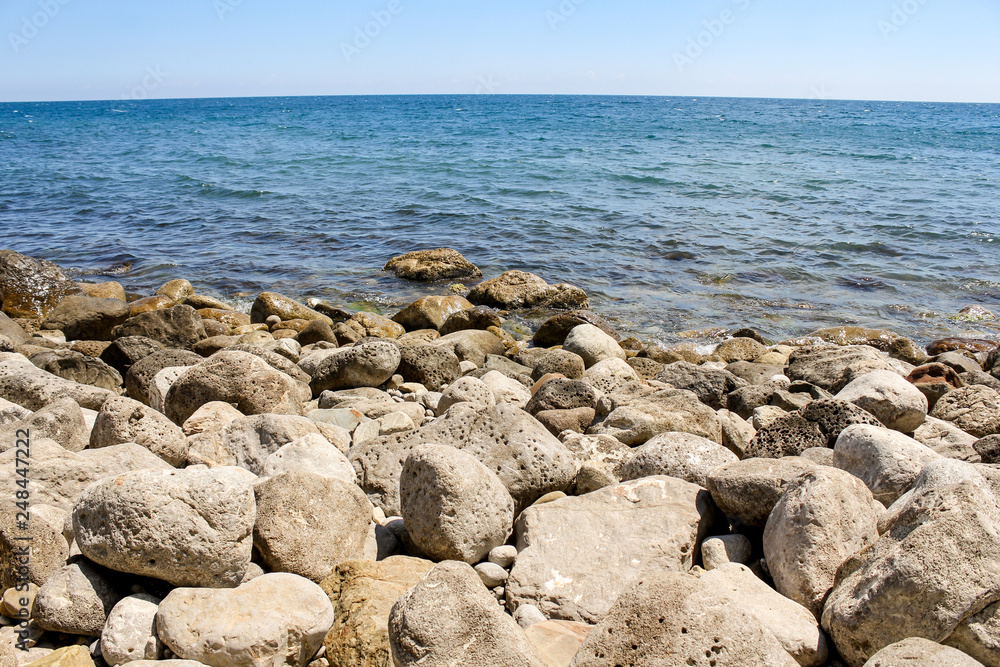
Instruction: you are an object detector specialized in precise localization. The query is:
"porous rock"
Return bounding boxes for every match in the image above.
[467,270,588,310]
[111,305,207,350]
[383,248,482,282]
[616,431,738,488]
[90,396,187,466]
[41,296,130,342]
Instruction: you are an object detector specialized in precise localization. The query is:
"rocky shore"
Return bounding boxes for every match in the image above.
[1,246,1000,667]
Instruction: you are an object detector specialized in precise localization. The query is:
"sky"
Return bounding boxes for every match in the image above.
[2,0,999,103]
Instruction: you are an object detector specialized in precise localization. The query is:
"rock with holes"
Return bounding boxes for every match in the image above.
[507,476,715,623]
[156,572,334,667]
[588,387,722,446]
[481,370,532,408]
[395,343,462,392]
[101,594,164,665]
[931,385,1000,438]
[0,397,88,453]
[400,444,514,563]
[655,361,749,409]
[125,349,202,407]
[745,413,828,459]
[616,431,738,488]
[72,467,255,588]
[582,357,640,396]
[33,559,126,636]
[437,376,496,413]
[862,638,985,667]
[389,561,547,666]
[467,270,588,311]
[90,396,187,466]
[0,357,117,411]
[0,503,70,590]
[833,424,941,505]
[835,370,928,433]
[253,471,372,582]
[786,345,892,392]
[383,248,482,282]
[569,570,798,667]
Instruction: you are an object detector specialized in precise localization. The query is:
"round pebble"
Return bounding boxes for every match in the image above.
[488,545,518,569]
[475,562,509,588]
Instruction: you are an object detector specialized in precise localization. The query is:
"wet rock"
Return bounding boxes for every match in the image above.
[0,249,83,318]
[392,295,473,331]
[862,638,984,667]
[507,476,715,623]
[90,396,187,466]
[834,424,941,505]
[101,594,163,665]
[41,296,130,342]
[80,280,126,301]
[655,361,749,409]
[346,313,403,340]
[836,370,928,433]
[383,248,482,281]
[250,292,332,325]
[532,310,620,348]
[33,559,125,636]
[29,349,123,392]
[254,471,372,582]
[0,357,117,411]
[927,338,999,356]
[787,345,891,391]
[930,385,1000,438]
[0,397,88,453]
[439,304,502,335]
[706,457,818,529]
[468,270,589,311]
[73,467,255,587]
[616,431,738,487]
[164,350,307,425]
[156,572,334,667]
[111,305,207,350]
[764,467,881,617]
[562,324,625,368]
[307,341,400,396]
[124,349,202,407]
[589,387,722,446]
[400,444,514,563]
[129,295,176,316]
[196,308,249,330]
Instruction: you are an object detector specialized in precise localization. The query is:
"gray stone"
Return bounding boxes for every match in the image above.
[527,349,586,381]
[706,457,819,530]
[90,396,187,466]
[395,344,462,392]
[307,341,401,396]
[73,467,255,588]
[655,361,749,409]
[41,296,131,342]
[437,376,496,413]
[745,412,827,459]
[0,357,117,411]
[156,572,334,667]
[588,387,722,446]
[475,562,509,588]
[931,385,1000,438]
[400,444,514,564]
[799,399,885,446]
[562,324,625,368]
[717,408,757,458]
[383,248,482,282]
[392,295,473,331]
[700,534,752,570]
[480,370,531,408]
[787,345,891,391]
[616,431,739,488]
[111,305,207,350]
[101,594,163,665]
[531,310,620,349]
[836,370,928,433]
[29,349,123,392]
[863,638,984,667]
[915,416,981,461]
[33,560,125,636]
[514,604,548,629]
[490,545,518,569]
[261,434,356,484]
[507,476,715,623]
[0,311,30,345]
[433,329,505,367]
[525,378,598,416]
[0,503,70,590]
[582,357,641,396]
[467,270,588,311]
[124,349,202,407]
[834,424,941,505]
[0,398,88,453]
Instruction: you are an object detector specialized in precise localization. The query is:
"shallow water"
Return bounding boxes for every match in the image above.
[1,95,998,344]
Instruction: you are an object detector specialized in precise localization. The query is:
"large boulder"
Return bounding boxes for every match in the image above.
[250,292,332,325]
[569,570,799,667]
[29,349,123,391]
[389,561,547,666]
[930,385,1000,438]
[320,557,435,667]
[0,397,88,453]
[822,482,1000,666]
[706,457,818,529]
[253,471,372,582]
[124,348,202,407]
[524,378,598,416]
[532,310,620,348]
[787,345,892,391]
[467,270,588,310]
[111,305,207,350]
[307,341,400,396]
[73,467,255,587]
[41,296,130,341]
[156,572,334,667]
[32,559,125,636]
[616,431,738,488]
[439,304,502,335]
[764,467,881,617]
[562,324,625,368]
[745,413,828,459]
[655,361,749,409]
[0,357,117,411]
[395,343,462,391]
[506,476,715,623]
[914,416,980,461]
[834,424,941,505]
[260,434,356,484]
[588,387,722,445]
[164,351,307,425]
[582,357,641,396]
[352,403,577,515]
[90,396,187,466]
[836,370,928,433]
[383,248,482,281]
[0,249,83,318]
[400,444,514,564]
[392,295,473,331]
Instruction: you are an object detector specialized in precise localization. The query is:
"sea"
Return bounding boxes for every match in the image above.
[1,95,998,345]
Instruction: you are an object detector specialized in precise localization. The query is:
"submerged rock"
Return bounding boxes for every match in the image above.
[383,248,482,281]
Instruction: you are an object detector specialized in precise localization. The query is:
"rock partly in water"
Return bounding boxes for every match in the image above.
[383,248,482,282]
[250,292,332,325]
[0,249,83,318]
[467,270,588,310]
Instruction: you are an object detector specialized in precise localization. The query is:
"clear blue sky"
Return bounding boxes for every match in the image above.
[2,0,998,103]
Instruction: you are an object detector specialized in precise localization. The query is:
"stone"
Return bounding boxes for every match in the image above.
[863,638,984,667]
[21,645,95,666]
[182,401,244,435]
[296,319,337,347]
[787,345,892,391]
[73,467,255,588]
[524,620,592,667]
[254,472,372,582]
[616,431,738,488]
[383,248,481,282]
[764,467,881,618]
[562,324,625,368]
[569,570,798,667]
[0,312,29,346]
[809,327,926,365]
[111,305,207,350]
[655,361,749,409]
[515,604,548,628]
[156,572,334,667]
[480,370,531,408]
[753,405,787,430]
[388,561,546,666]
[727,361,786,386]
[89,396,187,466]
[532,310,620,348]
[196,308,249,330]
[101,594,163,665]
[528,349,586,381]
[490,545,518,568]
[392,296,472,332]
[581,357,640,396]
[164,351,306,425]
[0,504,70,590]
[507,476,715,623]
[0,358,117,411]
[913,416,981,461]
[250,292,332,325]
[706,457,818,530]
[589,387,722,446]
[437,376,496,413]
[41,297,130,342]
[28,349,122,392]
[439,305,502,336]
[907,363,963,411]
[154,279,193,302]
[715,337,770,363]
[129,295,176,316]
[0,250,83,318]
[33,560,124,636]
[836,370,928,433]
[931,385,1000,438]
[148,366,188,414]
[717,409,756,458]
[468,270,588,311]
[307,342,400,396]
[0,398,88,453]
[834,424,941,505]
[822,482,1000,666]
[700,535,753,570]
[0,395,31,424]
[928,338,999,356]
[352,403,577,515]
[319,557,434,667]
[394,344,461,392]
[745,413,827,459]
[475,562,509,588]
[80,281,126,301]
[261,434,356,484]
[974,435,1000,464]
[400,444,514,564]
[535,407,595,436]
[628,356,665,380]
[433,329,504,367]
[127,661,207,667]
[525,378,597,416]
[124,349,202,407]
[799,399,885,446]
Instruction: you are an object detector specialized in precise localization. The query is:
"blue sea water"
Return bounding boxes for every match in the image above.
[1,95,998,344]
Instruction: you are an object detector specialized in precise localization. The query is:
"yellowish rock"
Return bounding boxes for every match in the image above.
[197,308,250,329]
[24,645,94,667]
[78,282,126,301]
[129,295,175,316]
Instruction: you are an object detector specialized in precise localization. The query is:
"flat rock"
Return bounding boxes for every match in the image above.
[90,396,187,466]
[655,361,749,409]
[836,370,928,433]
[29,349,123,392]
[467,270,588,311]
[588,387,722,446]
[616,431,738,488]
[834,424,941,505]
[863,638,985,667]
[787,345,891,392]
[507,476,715,623]
[111,305,207,350]
[706,457,818,530]
[73,467,255,588]
[156,572,334,667]
[383,248,482,281]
